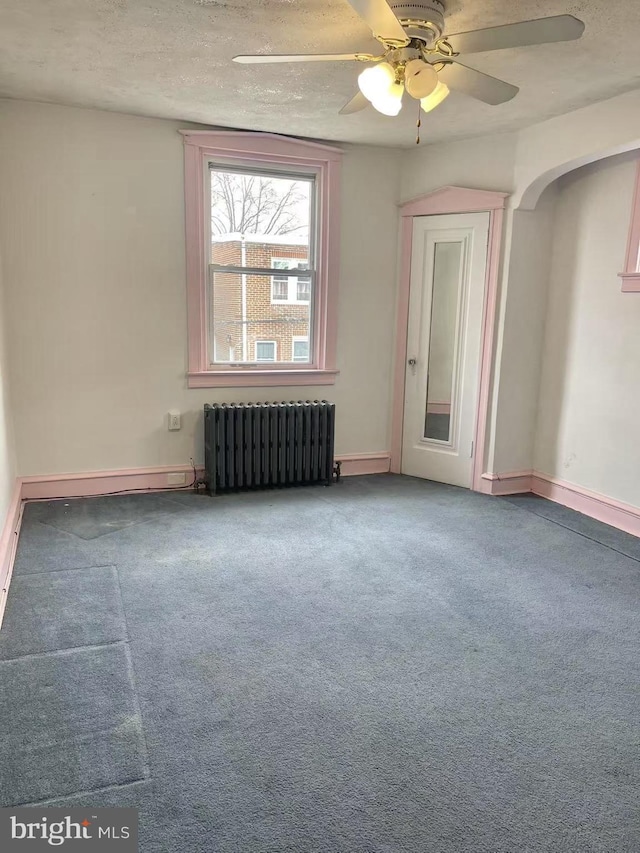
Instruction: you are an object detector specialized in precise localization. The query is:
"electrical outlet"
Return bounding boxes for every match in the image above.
[167,472,186,486]
[168,410,181,431]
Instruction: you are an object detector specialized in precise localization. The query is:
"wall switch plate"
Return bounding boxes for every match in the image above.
[167,472,186,486]
[168,410,181,431]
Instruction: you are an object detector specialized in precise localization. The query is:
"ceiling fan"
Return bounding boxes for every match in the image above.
[233,0,585,122]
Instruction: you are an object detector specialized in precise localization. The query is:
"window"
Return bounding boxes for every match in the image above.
[292,337,310,362]
[271,263,289,302]
[182,131,342,387]
[255,341,276,362]
[271,259,311,303]
[297,272,311,302]
[619,159,640,292]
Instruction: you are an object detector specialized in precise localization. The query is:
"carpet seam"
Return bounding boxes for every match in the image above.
[0,639,127,664]
[9,778,150,809]
[506,502,640,565]
[11,563,117,579]
[18,518,90,542]
[113,564,152,782]
[36,516,175,541]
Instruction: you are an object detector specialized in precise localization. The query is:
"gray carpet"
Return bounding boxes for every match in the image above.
[502,492,640,562]
[0,643,148,806]
[1,475,639,852]
[27,492,184,540]
[0,565,125,659]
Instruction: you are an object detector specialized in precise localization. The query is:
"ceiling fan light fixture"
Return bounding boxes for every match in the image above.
[357,62,396,103]
[233,4,586,138]
[404,59,438,99]
[371,81,404,116]
[420,80,450,113]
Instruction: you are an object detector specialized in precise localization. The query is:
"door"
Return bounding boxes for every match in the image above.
[401,212,489,487]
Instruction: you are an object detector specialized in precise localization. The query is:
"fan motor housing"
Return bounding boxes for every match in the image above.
[389,1,445,44]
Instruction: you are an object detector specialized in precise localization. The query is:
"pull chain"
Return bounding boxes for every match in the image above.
[416,98,422,145]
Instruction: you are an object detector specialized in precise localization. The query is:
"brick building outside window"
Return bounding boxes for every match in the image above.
[211,233,310,364]
[182,131,341,387]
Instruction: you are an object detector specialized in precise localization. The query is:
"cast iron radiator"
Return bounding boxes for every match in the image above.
[204,401,335,494]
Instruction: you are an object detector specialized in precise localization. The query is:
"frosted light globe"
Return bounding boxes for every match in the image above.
[372,82,404,116]
[405,59,438,99]
[420,81,450,113]
[358,62,396,103]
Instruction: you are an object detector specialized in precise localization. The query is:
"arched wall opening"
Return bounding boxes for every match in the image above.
[488,145,640,527]
[517,142,640,211]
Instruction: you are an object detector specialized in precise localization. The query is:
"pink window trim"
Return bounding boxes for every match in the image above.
[619,158,640,292]
[187,369,339,388]
[181,130,342,387]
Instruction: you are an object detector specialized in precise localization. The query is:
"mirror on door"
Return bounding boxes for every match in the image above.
[424,241,464,443]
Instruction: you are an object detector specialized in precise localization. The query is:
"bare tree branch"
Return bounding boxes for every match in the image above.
[211,172,308,238]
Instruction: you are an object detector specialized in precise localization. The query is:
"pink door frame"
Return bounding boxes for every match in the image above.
[390,186,508,491]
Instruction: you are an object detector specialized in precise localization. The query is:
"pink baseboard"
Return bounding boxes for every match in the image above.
[20,465,204,501]
[530,472,640,538]
[20,455,391,501]
[0,481,26,629]
[336,453,391,476]
[482,469,640,537]
[480,470,534,496]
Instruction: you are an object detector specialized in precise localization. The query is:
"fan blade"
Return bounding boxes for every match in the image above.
[346,0,408,44]
[233,53,374,64]
[443,15,585,56]
[339,91,370,115]
[438,62,519,105]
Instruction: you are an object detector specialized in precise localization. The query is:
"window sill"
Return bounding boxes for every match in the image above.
[188,369,339,388]
[619,272,640,292]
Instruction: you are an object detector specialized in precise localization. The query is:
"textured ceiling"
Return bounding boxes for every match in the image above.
[1,0,639,147]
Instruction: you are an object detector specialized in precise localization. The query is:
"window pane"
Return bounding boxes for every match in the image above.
[272,278,288,301]
[209,271,311,365]
[296,277,311,301]
[256,341,276,361]
[210,167,312,271]
[292,340,309,362]
[424,241,463,442]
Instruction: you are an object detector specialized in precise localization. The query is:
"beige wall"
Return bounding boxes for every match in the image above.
[0,100,400,476]
[488,185,558,473]
[399,131,517,202]
[2,95,639,513]
[534,153,640,506]
[513,88,640,209]
[0,250,16,521]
